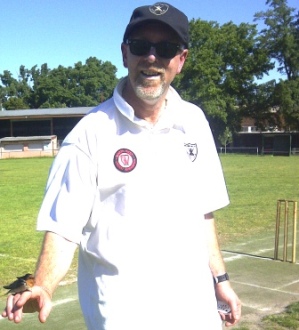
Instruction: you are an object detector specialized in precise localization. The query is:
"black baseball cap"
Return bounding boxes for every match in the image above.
[123,2,189,48]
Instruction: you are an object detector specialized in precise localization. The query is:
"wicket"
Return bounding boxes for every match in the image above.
[274,200,298,263]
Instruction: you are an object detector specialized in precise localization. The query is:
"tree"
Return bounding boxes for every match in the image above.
[254,0,299,129]
[0,58,118,110]
[218,127,233,154]
[244,80,279,131]
[254,0,299,80]
[2,97,29,110]
[273,78,299,129]
[27,58,118,108]
[173,19,272,141]
[0,70,31,110]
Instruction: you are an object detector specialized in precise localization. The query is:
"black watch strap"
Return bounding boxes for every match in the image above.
[214,273,229,284]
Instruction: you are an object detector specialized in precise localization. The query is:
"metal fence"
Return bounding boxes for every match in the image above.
[218,147,259,155]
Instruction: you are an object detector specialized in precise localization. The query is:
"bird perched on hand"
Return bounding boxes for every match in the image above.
[3,273,35,295]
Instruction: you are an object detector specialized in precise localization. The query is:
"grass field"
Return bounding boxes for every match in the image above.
[0,155,298,328]
[215,155,299,243]
[0,157,78,290]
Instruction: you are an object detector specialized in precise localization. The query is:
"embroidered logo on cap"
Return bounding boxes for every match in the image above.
[114,148,137,172]
[184,143,198,162]
[149,3,169,15]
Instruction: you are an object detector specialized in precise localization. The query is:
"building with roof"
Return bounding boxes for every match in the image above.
[0,107,93,143]
[1,107,298,157]
[0,135,58,159]
[236,117,299,156]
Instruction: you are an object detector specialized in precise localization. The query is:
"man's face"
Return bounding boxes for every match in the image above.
[121,22,188,103]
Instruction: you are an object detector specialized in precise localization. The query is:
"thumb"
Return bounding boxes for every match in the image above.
[229,299,241,325]
[22,286,53,323]
[38,299,52,323]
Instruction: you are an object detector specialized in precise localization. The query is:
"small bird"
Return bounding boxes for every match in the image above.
[3,273,35,295]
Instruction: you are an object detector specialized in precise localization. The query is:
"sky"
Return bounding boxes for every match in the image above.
[0,0,298,83]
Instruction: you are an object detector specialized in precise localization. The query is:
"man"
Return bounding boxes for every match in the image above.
[3,3,241,329]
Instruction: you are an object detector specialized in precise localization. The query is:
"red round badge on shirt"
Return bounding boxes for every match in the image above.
[114,148,137,172]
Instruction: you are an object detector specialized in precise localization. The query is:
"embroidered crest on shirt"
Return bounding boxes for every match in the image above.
[149,3,169,15]
[114,148,137,172]
[184,143,198,162]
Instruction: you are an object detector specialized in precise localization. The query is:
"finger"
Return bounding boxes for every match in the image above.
[31,286,53,323]
[38,300,52,323]
[5,294,18,321]
[2,295,13,318]
[224,311,240,327]
[15,291,33,309]
[218,310,236,327]
[11,294,26,323]
[218,311,228,321]
[10,291,34,323]
[224,317,235,327]
[231,301,241,323]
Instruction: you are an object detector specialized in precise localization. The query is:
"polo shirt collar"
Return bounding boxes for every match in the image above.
[113,77,183,131]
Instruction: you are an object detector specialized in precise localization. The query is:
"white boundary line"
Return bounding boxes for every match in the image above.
[52,297,77,306]
[276,279,299,290]
[240,302,272,312]
[231,280,299,296]
[0,253,36,262]
[222,249,299,265]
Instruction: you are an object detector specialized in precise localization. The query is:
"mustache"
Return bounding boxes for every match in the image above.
[141,67,165,74]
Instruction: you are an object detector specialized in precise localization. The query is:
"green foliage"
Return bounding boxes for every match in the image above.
[0,57,118,110]
[218,127,233,150]
[173,18,273,139]
[174,0,299,138]
[243,80,278,130]
[274,78,299,129]
[1,0,298,137]
[2,96,29,110]
[0,70,31,109]
[253,0,299,130]
[255,0,299,80]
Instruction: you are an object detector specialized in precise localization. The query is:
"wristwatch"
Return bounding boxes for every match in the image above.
[214,273,229,284]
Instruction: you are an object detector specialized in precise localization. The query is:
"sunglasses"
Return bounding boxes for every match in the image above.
[126,39,183,59]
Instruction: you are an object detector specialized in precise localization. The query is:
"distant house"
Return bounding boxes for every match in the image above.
[0,135,58,159]
[234,117,299,156]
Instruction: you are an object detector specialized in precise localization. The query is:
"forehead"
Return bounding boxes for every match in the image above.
[129,22,180,42]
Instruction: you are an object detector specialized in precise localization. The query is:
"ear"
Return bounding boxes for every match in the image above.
[176,49,188,74]
[121,43,128,68]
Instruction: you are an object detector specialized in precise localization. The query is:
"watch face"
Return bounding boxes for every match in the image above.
[214,273,229,283]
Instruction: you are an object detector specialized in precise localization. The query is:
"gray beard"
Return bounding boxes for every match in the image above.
[135,82,166,101]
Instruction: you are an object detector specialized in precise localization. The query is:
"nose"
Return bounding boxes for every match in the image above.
[146,46,157,63]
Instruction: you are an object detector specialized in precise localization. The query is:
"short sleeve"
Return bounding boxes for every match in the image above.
[36,144,98,244]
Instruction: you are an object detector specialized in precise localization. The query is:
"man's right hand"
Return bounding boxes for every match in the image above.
[2,285,52,323]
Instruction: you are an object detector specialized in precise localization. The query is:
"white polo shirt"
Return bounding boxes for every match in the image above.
[37,78,229,330]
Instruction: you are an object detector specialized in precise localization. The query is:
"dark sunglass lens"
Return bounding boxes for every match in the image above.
[156,42,179,59]
[128,40,180,59]
[129,40,150,56]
